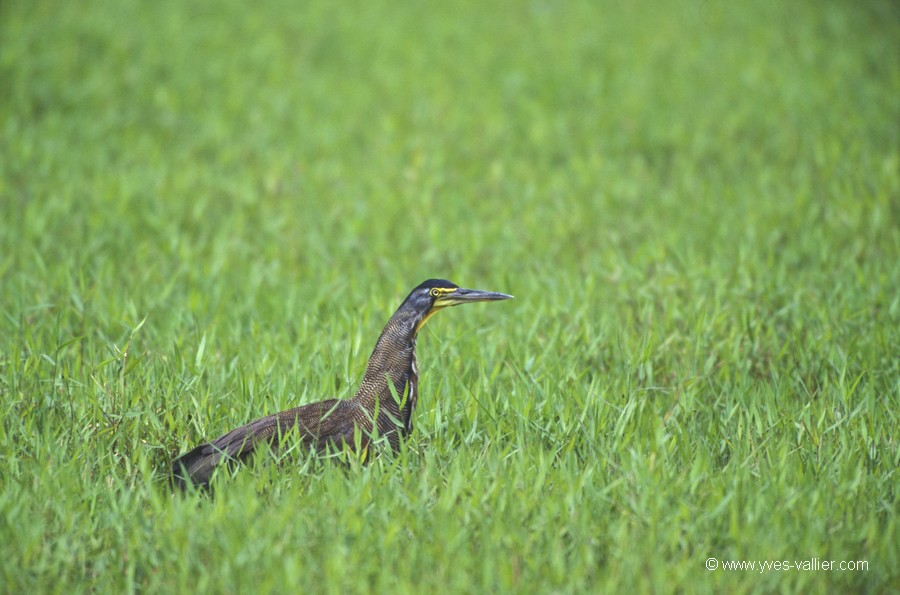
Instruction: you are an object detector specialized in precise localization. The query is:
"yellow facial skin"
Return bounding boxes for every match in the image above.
[415,288,455,332]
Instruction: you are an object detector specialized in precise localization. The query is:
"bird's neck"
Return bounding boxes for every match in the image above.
[351,312,420,433]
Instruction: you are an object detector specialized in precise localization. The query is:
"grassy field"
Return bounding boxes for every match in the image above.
[1,0,898,592]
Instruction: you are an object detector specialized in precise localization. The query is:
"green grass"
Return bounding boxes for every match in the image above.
[1,0,898,592]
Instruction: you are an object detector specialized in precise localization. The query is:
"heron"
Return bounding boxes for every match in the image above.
[171,279,512,488]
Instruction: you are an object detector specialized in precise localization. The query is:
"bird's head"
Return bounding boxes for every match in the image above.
[400,279,513,332]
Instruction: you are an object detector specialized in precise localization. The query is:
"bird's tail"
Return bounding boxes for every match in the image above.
[171,442,223,490]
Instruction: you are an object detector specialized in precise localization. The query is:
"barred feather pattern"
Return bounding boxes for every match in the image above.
[172,306,423,489]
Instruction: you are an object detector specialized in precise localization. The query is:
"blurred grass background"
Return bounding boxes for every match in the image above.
[1,0,898,592]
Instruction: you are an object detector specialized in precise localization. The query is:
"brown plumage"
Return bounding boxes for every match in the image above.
[171,279,512,489]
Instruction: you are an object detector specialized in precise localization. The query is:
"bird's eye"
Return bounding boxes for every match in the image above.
[430,288,441,297]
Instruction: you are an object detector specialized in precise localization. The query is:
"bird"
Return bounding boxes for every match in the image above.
[171,279,512,489]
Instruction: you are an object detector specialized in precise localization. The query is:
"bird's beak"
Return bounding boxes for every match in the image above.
[435,287,514,308]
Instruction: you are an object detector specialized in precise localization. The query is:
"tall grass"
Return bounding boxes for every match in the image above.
[1,0,897,591]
